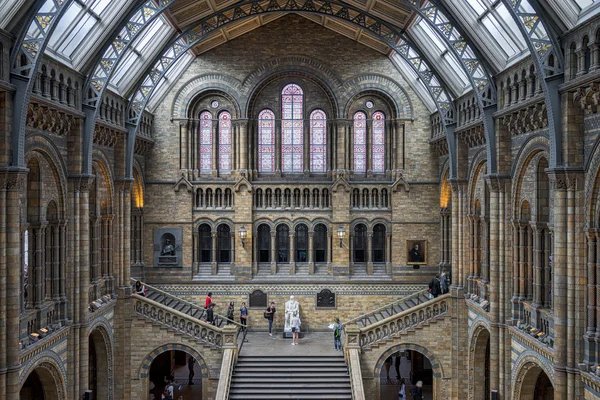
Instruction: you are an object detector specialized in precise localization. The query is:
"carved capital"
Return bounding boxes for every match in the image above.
[0,169,27,191]
[70,174,95,192]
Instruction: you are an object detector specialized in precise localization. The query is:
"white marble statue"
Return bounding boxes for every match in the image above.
[284,295,300,332]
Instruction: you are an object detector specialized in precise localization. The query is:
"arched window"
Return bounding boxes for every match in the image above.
[314,224,327,263]
[257,224,271,263]
[199,111,212,174]
[373,224,386,263]
[310,109,326,172]
[219,111,232,173]
[353,112,367,173]
[276,224,289,262]
[296,224,308,262]
[258,109,275,173]
[353,224,367,263]
[217,225,231,263]
[282,84,303,173]
[372,111,385,173]
[198,224,212,263]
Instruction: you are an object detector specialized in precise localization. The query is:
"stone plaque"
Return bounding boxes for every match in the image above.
[153,228,183,267]
[316,289,335,308]
[249,290,267,308]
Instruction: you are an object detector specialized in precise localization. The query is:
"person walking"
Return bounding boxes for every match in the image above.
[226,301,235,325]
[187,356,195,385]
[398,377,406,399]
[428,274,442,298]
[332,318,342,351]
[266,302,276,336]
[206,303,215,325]
[290,313,301,345]
[440,269,448,294]
[205,292,212,309]
[240,302,248,331]
[395,352,401,379]
[410,380,423,400]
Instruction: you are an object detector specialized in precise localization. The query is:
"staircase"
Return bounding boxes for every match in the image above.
[229,355,352,399]
[344,289,431,328]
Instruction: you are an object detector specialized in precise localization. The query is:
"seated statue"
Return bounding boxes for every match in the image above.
[162,239,175,256]
[284,295,300,332]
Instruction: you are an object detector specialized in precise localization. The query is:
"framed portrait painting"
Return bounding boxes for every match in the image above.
[407,240,427,265]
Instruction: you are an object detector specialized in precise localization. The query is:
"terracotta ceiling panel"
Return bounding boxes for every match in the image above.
[370,0,408,27]
[323,17,358,41]
[357,30,389,54]
[194,31,228,54]
[226,18,262,40]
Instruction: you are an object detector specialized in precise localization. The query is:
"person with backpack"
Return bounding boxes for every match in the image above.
[332,318,342,351]
[265,302,276,336]
[410,380,423,400]
[428,275,441,298]
[398,377,406,399]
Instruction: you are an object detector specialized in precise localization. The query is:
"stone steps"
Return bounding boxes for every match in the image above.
[229,355,351,399]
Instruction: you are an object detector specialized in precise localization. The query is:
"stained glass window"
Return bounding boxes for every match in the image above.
[372,111,385,173]
[310,109,327,173]
[258,109,275,173]
[199,111,212,174]
[219,111,231,174]
[282,84,303,173]
[353,112,367,173]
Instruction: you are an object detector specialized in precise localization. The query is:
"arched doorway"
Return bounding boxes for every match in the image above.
[470,326,490,400]
[515,361,554,400]
[20,361,65,400]
[377,345,441,400]
[142,345,209,400]
[89,328,111,400]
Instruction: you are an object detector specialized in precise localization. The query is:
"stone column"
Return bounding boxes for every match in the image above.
[533,225,543,308]
[212,119,219,176]
[366,120,372,176]
[366,231,373,275]
[519,224,526,301]
[78,179,92,399]
[270,231,277,274]
[511,221,520,319]
[450,183,460,287]
[303,122,310,175]
[4,171,26,400]
[327,230,333,274]
[487,177,500,396]
[386,231,392,275]
[59,221,67,322]
[308,231,314,275]
[52,224,60,301]
[550,172,568,400]
[34,225,46,308]
[585,230,596,364]
[211,232,218,275]
[289,231,296,275]
[181,121,188,172]
[576,49,587,77]
[239,119,248,173]
[596,232,600,335]
[275,119,282,175]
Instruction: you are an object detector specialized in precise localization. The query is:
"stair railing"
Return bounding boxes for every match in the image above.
[133,294,238,348]
[345,293,451,350]
[342,288,429,328]
[343,325,366,400]
[130,278,244,328]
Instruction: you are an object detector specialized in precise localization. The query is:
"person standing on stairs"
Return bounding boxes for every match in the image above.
[333,318,342,351]
[290,312,301,345]
[226,301,235,325]
[135,280,146,296]
[206,303,216,325]
[240,302,248,330]
[205,292,213,308]
[398,378,406,399]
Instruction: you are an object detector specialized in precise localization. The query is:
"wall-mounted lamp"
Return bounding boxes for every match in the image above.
[238,226,247,248]
[337,226,345,248]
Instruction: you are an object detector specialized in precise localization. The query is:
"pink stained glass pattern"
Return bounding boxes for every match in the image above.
[354,111,366,173]
[282,84,303,173]
[258,109,275,173]
[199,111,212,174]
[372,111,385,173]
[310,109,326,173]
[219,111,231,174]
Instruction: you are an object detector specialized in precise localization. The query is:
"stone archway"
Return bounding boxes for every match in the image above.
[374,343,446,400]
[89,325,113,400]
[20,359,66,400]
[469,325,490,400]
[513,359,554,400]
[137,343,210,400]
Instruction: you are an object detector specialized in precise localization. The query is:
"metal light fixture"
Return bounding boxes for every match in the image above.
[238,226,247,248]
[337,226,345,248]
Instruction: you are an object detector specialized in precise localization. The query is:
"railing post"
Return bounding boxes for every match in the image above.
[344,323,365,400]
[215,325,238,400]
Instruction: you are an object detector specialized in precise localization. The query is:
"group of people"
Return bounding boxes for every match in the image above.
[427,270,449,298]
[384,354,424,400]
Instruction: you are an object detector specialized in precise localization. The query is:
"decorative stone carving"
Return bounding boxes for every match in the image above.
[316,289,335,308]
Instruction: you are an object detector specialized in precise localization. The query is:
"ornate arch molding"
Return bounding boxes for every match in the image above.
[194,219,216,232]
[171,74,243,119]
[584,138,600,225]
[88,320,115,400]
[374,343,445,379]
[510,137,550,217]
[512,354,555,399]
[311,218,332,231]
[291,218,312,230]
[242,55,342,117]
[350,218,370,232]
[371,218,392,231]
[92,150,116,207]
[341,74,413,119]
[272,217,293,228]
[138,343,210,380]
[214,218,235,231]
[468,322,491,400]
[254,218,274,232]
[467,154,487,211]
[24,136,68,218]
[19,351,67,399]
